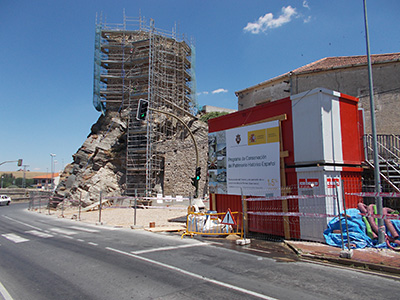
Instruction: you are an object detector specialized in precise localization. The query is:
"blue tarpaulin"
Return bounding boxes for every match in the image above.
[323,208,400,249]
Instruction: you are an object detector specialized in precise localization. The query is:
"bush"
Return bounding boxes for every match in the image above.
[200,111,229,123]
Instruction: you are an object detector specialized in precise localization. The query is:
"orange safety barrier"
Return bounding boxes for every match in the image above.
[182,210,243,238]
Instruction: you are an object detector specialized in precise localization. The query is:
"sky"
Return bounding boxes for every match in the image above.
[1,0,399,173]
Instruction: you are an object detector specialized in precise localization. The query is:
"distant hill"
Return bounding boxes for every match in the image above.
[0,171,49,179]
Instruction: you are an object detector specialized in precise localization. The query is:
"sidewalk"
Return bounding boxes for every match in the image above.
[285,240,400,276]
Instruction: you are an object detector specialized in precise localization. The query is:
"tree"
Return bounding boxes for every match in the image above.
[200,111,229,123]
[0,173,34,188]
[1,173,15,188]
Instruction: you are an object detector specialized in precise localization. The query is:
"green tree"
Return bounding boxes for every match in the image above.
[1,173,34,188]
[200,111,229,123]
[15,177,34,188]
[1,173,15,188]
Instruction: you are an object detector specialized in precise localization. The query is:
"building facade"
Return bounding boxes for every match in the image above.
[235,53,400,134]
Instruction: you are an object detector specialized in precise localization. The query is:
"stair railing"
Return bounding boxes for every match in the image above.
[364,135,400,193]
[364,134,400,163]
[364,160,400,193]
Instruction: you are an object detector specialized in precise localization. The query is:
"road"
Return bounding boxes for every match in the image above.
[0,202,399,300]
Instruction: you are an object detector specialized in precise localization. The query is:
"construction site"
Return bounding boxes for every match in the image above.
[56,15,208,202]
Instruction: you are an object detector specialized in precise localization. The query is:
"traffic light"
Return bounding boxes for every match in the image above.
[17,159,23,166]
[191,167,201,186]
[195,167,201,181]
[191,177,198,188]
[136,99,149,120]
[191,167,201,198]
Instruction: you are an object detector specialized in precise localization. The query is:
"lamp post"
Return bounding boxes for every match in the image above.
[50,153,56,191]
[363,0,384,244]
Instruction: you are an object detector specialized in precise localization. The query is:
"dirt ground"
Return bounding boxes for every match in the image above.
[34,205,188,231]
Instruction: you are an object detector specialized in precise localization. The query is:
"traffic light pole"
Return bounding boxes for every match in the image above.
[0,159,23,167]
[149,108,200,197]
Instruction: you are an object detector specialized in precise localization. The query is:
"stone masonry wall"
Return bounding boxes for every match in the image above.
[56,109,209,205]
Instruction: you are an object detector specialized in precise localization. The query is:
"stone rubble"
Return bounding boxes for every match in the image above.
[56,109,208,205]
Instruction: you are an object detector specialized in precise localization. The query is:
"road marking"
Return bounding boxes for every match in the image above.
[131,243,208,255]
[0,280,14,300]
[2,233,29,244]
[246,248,271,255]
[3,216,42,231]
[88,242,98,246]
[77,239,85,242]
[106,247,278,300]
[49,228,77,235]
[69,226,99,233]
[25,230,54,238]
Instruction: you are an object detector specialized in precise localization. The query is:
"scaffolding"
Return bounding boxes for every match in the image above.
[93,15,197,197]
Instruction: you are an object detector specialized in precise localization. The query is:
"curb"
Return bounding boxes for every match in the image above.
[284,241,400,277]
[299,253,400,277]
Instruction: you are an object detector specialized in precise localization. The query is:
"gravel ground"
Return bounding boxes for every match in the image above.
[33,205,188,230]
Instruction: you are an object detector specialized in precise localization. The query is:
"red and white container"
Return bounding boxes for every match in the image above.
[291,88,364,166]
[296,165,362,241]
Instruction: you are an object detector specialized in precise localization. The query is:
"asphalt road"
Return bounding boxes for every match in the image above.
[0,202,399,300]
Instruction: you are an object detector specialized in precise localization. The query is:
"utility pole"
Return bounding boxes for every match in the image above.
[363,0,384,244]
[22,165,30,188]
[50,153,56,191]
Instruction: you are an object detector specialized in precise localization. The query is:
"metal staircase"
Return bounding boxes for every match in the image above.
[364,134,400,193]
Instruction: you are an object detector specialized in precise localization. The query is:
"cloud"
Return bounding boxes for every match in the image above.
[243,6,298,34]
[303,16,312,23]
[197,89,228,96]
[303,1,310,9]
[212,88,228,94]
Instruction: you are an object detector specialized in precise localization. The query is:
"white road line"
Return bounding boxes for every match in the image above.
[25,230,54,238]
[69,226,99,233]
[77,239,85,242]
[88,242,98,246]
[0,280,14,300]
[2,233,29,244]
[131,243,208,255]
[49,228,77,235]
[106,247,278,300]
[246,248,271,255]
[3,216,42,231]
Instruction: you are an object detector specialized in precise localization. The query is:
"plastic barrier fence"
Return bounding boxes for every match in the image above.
[245,193,400,221]
[182,211,243,238]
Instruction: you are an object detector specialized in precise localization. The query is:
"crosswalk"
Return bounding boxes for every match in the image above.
[2,233,30,244]
[0,226,99,245]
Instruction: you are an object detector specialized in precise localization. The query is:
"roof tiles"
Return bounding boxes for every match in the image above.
[292,53,400,74]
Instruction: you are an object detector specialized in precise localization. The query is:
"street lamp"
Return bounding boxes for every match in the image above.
[363,0,384,244]
[50,153,56,191]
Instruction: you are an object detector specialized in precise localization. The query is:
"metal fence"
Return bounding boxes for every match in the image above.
[241,178,400,242]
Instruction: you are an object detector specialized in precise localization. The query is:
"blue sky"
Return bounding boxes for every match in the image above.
[1,0,399,173]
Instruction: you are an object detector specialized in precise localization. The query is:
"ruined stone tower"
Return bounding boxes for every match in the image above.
[93,15,199,197]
